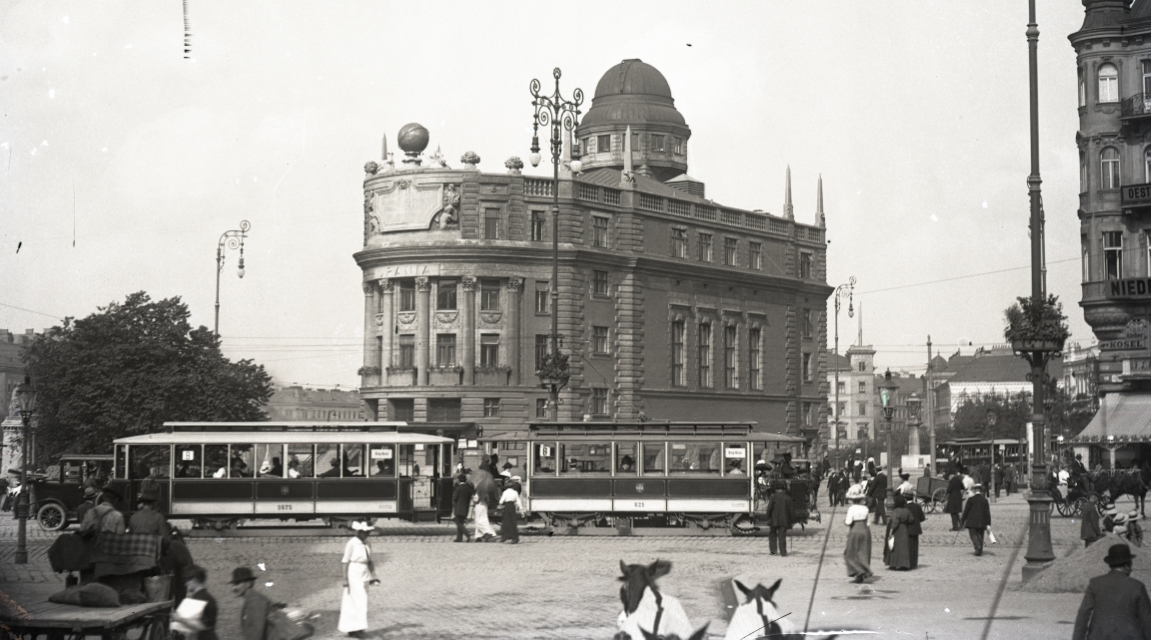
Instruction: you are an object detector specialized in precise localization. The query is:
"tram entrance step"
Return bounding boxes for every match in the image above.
[409,508,439,523]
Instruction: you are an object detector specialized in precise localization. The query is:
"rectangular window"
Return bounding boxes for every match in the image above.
[531,211,546,242]
[535,281,549,314]
[642,443,665,476]
[802,308,813,338]
[593,326,609,354]
[1099,66,1119,103]
[483,398,501,418]
[1084,234,1092,282]
[858,361,866,373]
[803,352,813,382]
[724,325,737,388]
[859,381,867,394]
[748,327,761,390]
[1105,231,1124,280]
[436,334,456,366]
[803,402,813,426]
[437,280,457,310]
[1146,232,1151,278]
[669,442,721,475]
[593,270,609,297]
[749,242,762,270]
[480,334,500,367]
[398,335,415,368]
[559,442,612,475]
[1102,148,1121,189]
[651,135,664,151]
[1079,67,1087,107]
[484,210,500,240]
[800,252,813,278]
[480,279,501,310]
[699,322,712,388]
[597,134,611,153]
[536,398,548,418]
[671,228,688,258]
[673,138,683,154]
[1144,61,1151,98]
[536,334,549,369]
[399,282,416,312]
[724,238,738,266]
[837,381,845,394]
[698,233,712,262]
[837,401,847,416]
[859,402,868,417]
[427,398,461,422]
[591,388,608,416]
[671,320,686,387]
[390,399,414,422]
[592,216,609,248]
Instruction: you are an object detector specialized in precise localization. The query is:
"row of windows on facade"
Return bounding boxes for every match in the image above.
[494,211,818,280]
[1077,62,1151,107]
[386,392,612,421]
[581,133,685,156]
[668,321,819,390]
[1081,146,1141,191]
[387,276,609,315]
[1082,230,1151,281]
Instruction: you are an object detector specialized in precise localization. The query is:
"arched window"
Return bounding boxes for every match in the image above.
[1101,147,1121,189]
[1144,147,1151,182]
[1079,67,1086,107]
[1099,64,1119,103]
[1081,151,1088,193]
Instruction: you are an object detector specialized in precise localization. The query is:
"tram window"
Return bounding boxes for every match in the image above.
[641,443,665,476]
[287,444,313,478]
[397,445,416,477]
[256,444,284,477]
[115,445,128,479]
[724,444,747,476]
[617,443,637,475]
[669,443,721,475]
[204,445,228,478]
[369,444,396,477]
[534,443,557,475]
[558,443,611,475]
[175,445,202,478]
[129,445,171,480]
[229,445,254,478]
[343,444,366,477]
[317,445,341,477]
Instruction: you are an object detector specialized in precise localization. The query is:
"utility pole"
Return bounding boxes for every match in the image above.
[927,336,936,475]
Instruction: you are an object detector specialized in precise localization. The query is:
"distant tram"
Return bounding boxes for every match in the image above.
[482,421,809,534]
[108,422,456,529]
[936,438,1026,472]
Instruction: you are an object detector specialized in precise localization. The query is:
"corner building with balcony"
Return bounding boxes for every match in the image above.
[1070,2,1151,462]
[355,60,831,454]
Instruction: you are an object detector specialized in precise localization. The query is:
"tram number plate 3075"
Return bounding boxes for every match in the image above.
[277,504,293,511]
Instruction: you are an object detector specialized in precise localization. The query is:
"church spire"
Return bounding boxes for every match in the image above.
[783,166,794,220]
[816,174,825,228]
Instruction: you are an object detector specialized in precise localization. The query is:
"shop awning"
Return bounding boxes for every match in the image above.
[1070,393,1151,444]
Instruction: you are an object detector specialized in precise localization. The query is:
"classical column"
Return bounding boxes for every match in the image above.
[461,277,477,385]
[362,282,377,377]
[507,277,523,386]
[416,276,431,386]
[379,279,394,372]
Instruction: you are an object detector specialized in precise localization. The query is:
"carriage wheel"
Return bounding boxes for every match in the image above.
[931,488,947,514]
[1054,498,1071,517]
[36,502,68,531]
[1073,498,1088,517]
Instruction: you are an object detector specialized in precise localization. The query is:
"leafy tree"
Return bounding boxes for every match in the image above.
[950,391,1032,441]
[22,292,272,459]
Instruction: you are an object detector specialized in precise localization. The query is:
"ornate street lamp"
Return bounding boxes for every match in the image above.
[14,376,36,565]
[832,278,855,467]
[879,370,899,500]
[529,68,582,421]
[214,220,250,337]
[987,409,998,504]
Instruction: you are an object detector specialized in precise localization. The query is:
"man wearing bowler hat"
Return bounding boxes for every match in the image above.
[80,485,125,536]
[230,567,270,640]
[764,481,795,557]
[75,486,98,525]
[1073,543,1151,640]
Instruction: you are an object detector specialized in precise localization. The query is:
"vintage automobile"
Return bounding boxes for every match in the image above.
[29,454,114,531]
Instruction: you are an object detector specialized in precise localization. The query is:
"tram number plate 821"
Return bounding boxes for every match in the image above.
[277,504,293,511]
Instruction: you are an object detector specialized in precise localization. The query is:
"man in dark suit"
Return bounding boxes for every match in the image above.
[1073,543,1151,640]
[868,469,888,525]
[230,567,269,640]
[764,482,795,557]
[451,474,475,543]
[944,471,965,531]
[960,484,991,556]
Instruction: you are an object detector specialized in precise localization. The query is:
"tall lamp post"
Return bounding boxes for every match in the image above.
[832,277,855,467]
[529,68,583,421]
[987,409,998,504]
[879,370,899,503]
[907,392,922,461]
[14,376,36,565]
[214,220,250,337]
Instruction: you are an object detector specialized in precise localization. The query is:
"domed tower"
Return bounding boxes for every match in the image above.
[578,59,691,183]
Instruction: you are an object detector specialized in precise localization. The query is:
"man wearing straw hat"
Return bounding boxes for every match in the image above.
[1072,543,1151,640]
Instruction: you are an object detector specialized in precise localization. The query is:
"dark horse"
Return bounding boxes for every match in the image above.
[1091,469,1148,519]
[615,560,708,640]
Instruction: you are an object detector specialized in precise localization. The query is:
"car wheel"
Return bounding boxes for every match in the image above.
[37,502,68,531]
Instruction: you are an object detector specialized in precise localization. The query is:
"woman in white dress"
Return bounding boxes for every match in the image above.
[339,521,380,637]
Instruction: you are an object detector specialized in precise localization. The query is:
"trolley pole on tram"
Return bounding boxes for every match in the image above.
[529,68,582,421]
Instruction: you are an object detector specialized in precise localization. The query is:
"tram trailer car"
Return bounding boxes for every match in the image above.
[483,421,808,534]
[109,422,456,530]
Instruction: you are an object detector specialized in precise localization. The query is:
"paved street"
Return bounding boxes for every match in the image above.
[0,492,1137,639]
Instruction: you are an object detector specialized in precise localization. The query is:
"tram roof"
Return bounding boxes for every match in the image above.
[482,422,806,442]
[116,431,454,445]
[162,421,413,432]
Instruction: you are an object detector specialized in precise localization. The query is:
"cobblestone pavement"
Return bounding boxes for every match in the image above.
[1,492,1141,639]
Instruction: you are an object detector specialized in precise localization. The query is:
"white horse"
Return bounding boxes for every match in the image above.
[726,579,843,640]
[615,560,709,640]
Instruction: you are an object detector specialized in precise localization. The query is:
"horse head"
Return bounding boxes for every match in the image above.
[727,578,795,640]
[619,559,672,616]
[636,624,710,640]
[617,560,699,640]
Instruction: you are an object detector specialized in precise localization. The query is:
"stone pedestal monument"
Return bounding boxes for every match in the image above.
[1,389,34,477]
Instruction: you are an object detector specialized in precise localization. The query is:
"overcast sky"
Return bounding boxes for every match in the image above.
[2,1,1090,388]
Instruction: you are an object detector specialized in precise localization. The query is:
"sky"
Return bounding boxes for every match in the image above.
[1,1,1091,389]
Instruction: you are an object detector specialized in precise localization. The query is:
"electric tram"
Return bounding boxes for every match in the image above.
[107,422,456,529]
[481,421,809,534]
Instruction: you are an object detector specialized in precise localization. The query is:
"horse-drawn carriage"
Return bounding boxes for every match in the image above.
[1050,477,1100,517]
[752,457,822,530]
[912,476,949,513]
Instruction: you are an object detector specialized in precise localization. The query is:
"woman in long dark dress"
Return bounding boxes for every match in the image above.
[843,486,873,583]
[883,494,914,570]
[904,493,927,568]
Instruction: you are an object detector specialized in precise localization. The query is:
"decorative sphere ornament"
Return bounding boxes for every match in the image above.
[397,123,430,154]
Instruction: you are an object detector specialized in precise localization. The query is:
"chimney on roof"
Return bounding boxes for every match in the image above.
[667,173,705,198]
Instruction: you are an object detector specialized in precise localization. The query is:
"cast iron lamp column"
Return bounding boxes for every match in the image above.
[832,277,855,468]
[214,220,250,337]
[879,370,899,505]
[529,68,582,421]
[14,376,36,565]
[987,410,998,504]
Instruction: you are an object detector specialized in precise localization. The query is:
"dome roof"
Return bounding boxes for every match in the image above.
[581,59,687,128]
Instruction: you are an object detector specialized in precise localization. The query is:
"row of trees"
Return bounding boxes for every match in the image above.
[22,292,273,461]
